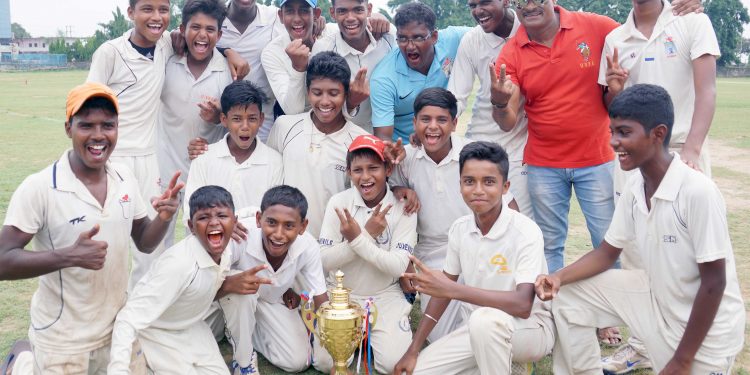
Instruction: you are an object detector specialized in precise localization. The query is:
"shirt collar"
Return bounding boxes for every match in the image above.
[516,5,572,47]
[222,5,273,34]
[352,185,395,209]
[651,153,687,202]
[54,149,121,194]
[482,10,521,48]
[174,49,227,73]
[247,227,306,269]
[189,235,231,269]
[415,134,465,165]
[467,202,513,240]
[334,29,378,57]
[214,134,269,165]
[622,1,675,39]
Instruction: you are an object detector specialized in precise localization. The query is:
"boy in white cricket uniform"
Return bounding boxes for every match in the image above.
[448,0,532,217]
[184,80,283,226]
[1,83,181,374]
[108,186,237,374]
[394,141,554,375]
[318,135,417,373]
[158,0,233,246]
[216,185,333,374]
[390,88,517,342]
[536,85,744,374]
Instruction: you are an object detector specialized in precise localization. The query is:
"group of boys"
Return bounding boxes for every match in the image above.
[0,0,745,374]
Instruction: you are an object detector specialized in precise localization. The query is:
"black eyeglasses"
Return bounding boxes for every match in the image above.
[510,0,549,10]
[396,34,431,45]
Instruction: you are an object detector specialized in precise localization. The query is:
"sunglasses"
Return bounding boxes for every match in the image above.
[509,0,549,10]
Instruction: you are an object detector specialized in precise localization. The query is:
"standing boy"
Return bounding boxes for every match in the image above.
[184,80,283,225]
[448,0,532,217]
[394,141,555,375]
[158,0,233,246]
[535,84,744,374]
[318,135,418,373]
[108,185,236,374]
[0,83,182,373]
[370,2,470,143]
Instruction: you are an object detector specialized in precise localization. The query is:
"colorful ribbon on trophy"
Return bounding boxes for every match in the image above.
[365,298,374,374]
[300,291,314,365]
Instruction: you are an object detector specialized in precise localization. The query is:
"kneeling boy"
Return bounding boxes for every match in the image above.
[536,84,744,374]
[318,135,418,373]
[394,141,555,375]
[108,185,236,374]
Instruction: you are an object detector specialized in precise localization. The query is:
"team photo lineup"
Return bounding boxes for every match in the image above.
[0,0,745,374]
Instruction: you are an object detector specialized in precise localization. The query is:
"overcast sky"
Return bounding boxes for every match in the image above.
[10,0,750,37]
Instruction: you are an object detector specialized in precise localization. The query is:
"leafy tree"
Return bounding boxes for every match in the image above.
[387,0,474,28]
[557,0,631,23]
[318,0,334,23]
[169,0,188,30]
[11,23,31,38]
[704,0,750,66]
[99,7,132,40]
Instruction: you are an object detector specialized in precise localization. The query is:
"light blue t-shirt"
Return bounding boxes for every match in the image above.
[370,26,470,143]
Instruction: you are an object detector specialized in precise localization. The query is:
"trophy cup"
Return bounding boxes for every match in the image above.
[301,270,376,375]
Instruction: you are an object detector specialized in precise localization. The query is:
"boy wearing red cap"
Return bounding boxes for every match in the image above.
[0,83,182,374]
[318,134,418,374]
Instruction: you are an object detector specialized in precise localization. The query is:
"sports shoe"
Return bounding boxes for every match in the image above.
[602,344,652,374]
[232,351,260,375]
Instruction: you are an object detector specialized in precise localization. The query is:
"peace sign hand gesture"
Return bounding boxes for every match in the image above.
[364,203,392,238]
[152,171,185,221]
[605,48,629,96]
[335,208,362,242]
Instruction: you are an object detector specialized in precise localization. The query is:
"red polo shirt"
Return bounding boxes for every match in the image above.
[497,6,618,168]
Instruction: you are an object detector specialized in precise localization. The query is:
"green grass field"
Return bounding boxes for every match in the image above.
[0,71,749,374]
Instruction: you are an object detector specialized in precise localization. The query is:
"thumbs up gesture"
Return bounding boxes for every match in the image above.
[65,224,108,270]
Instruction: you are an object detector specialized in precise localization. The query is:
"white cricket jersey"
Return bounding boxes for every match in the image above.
[87,30,173,156]
[4,150,147,354]
[158,50,232,185]
[266,112,369,237]
[318,187,417,296]
[604,155,744,361]
[598,2,720,144]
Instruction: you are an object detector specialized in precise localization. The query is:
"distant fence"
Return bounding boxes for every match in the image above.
[0,53,68,70]
[718,66,750,78]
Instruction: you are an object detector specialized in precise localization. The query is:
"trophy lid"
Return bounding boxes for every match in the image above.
[330,270,351,310]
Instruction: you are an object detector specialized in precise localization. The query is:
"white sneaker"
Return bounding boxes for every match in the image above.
[233,351,260,375]
[602,344,652,374]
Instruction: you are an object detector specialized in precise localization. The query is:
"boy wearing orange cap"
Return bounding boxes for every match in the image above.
[318,134,418,374]
[0,83,182,374]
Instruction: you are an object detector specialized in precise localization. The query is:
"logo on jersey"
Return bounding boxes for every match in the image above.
[334,164,346,172]
[490,254,511,274]
[664,36,678,58]
[441,57,453,78]
[69,215,86,225]
[663,235,677,244]
[319,238,333,246]
[577,42,595,68]
[119,194,131,219]
[396,242,414,254]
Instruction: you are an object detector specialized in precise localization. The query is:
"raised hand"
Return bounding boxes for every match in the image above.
[391,186,420,216]
[335,208,362,242]
[198,96,221,124]
[188,137,209,160]
[534,274,560,301]
[170,29,187,57]
[65,224,108,270]
[224,264,273,295]
[231,219,249,243]
[679,146,703,173]
[605,48,628,95]
[383,138,405,165]
[367,13,391,40]
[671,0,703,15]
[151,171,185,221]
[489,63,514,106]
[400,255,455,299]
[348,67,370,110]
[286,39,311,73]
[312,15,326,39]
[364,203,392,238]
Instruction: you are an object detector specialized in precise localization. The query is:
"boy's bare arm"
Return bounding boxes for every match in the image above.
[536,241,622,301]
[681,54,717,171]
[663,259,726,373]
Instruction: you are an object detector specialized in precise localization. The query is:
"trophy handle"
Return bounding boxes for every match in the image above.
[300,300,319,338]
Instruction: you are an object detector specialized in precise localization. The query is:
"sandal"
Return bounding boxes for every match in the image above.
[1,340,31,375]
[597,327,622,347]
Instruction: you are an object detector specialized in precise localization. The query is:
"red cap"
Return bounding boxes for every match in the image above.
[348,135,386,161]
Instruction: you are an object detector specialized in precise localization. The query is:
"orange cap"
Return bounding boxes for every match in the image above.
[66,82,119,121]
[348,135,386,161]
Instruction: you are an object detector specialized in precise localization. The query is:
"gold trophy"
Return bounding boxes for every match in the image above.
[301,270,376,375]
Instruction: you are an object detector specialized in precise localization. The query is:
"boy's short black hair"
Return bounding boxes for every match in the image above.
[459,141,509,182]
[346,148,385,169]
[261,185,309,220]
[331,0,367,6]
[220,80,268,115]
[609,84,674,147]
[189,185,235,219]
[182,0,228,28]
[73,97,118,122]
[414,87,458,119]
[394,2,436,31]
[306,51,351,94]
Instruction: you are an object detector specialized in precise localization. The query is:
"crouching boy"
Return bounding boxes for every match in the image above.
[393,141,555,375]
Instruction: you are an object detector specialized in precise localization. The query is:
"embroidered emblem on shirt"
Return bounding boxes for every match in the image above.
[577,42,591,62]
[399,315,411,332]
[663,235,677,244]
[490,254,511,274]
[69,215,86,225]
[664,36,678,58]
[334,164,346,172]
[441,57,453,77]
[399,91,413,100]
[119,194,131,219]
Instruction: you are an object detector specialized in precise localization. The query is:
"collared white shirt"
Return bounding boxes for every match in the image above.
[108,235,232,372]
[266,111,369,237]
[4,150,147,354]
[447,19,528,161]
[445,204,550,329]
[218,4,286,141]
[605,155,744,361]
[598,2,720,144]
[184,134,283,220]
[319,187,417,296]
[158,50,232,186]
[232,221,327,302]
[312,28,397,133]
[87,30,173,156]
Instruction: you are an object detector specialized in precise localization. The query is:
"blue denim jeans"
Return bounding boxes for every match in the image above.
[527,161,616,273]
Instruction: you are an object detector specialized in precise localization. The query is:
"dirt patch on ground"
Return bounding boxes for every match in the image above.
[709,139,750,210]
